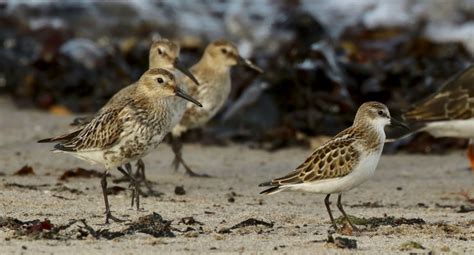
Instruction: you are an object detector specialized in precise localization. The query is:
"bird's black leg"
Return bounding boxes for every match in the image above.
[101,170,124,224]
[123,163,136,208]
[135,159,162,196]
[171,135,211,178]
[117,165,140,211]
[324,194,338,231]
[336,194,358,231]
[171,135,183,172]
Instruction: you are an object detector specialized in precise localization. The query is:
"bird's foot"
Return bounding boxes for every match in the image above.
[185,169,213,178]
[104,211,125,224]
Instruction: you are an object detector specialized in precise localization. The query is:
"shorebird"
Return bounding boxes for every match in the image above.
[259,102,407,231]
[38,68,202,223]
[71,39,200,193]
[392,65,474,171]
[170,39,263,177]
[72,39,199,126]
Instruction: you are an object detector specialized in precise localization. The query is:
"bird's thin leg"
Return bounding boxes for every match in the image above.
[136,159,145,180]
[137,159,150,190]
[181,157,211,177]
[117,166,140,211]
[135,159,162,196]
[466,139,474,171]
[170,135,183,172]
[128,163,140,209]
[101,170,124,224]
[128,163,140,210]
[123,163,135,208]
[170,135,211,178]
[336,194,358,231]
[324,194,338,231]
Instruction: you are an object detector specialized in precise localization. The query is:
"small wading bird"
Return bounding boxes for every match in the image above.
[71,39,200,195]
[170,40,263,177]
[390,65,474,171]
[39,68,202,223]
[259,102,408,231]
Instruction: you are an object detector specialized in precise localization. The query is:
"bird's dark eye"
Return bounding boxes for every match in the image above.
[378,110,384,116]
[157,77,164,84]
[221,48,227,54]
[158,48,163,55]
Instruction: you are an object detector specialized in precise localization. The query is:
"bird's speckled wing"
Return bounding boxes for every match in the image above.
[267,133,360,186]
[70,83,138,128]
[56,101,132,152]
[404,65,474,122]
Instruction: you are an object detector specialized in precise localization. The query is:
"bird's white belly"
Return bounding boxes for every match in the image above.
[57,150,106,167]
[288,152,381,194]
[423,119,474,138]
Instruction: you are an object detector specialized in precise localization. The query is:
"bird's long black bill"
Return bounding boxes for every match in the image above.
[174,59,200,86]
[175,87,202,107]
[390,117,409,130]
[238,56,263,73]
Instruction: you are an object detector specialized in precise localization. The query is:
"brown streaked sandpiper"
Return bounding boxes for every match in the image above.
[259,102,407,231]
[400,65,474,171]
[71,39,200,195]
[39,68,202,224]
[170,39,263,177]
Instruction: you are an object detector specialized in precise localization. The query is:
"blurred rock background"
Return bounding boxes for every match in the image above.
[1,0,473,152]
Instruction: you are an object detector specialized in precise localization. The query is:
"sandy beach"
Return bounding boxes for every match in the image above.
[0,97,473,254]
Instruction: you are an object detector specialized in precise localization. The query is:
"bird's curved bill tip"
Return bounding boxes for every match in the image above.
[238,56,263,73]
[390,117,409,130]
[175,87,202,107]
[174,59,200,86]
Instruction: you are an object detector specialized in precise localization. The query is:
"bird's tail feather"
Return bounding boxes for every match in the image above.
[37,129,82,143]
[260,185,286,195]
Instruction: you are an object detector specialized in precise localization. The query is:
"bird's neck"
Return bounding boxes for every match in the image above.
[353,122,386,153]
[149,60,173,70]
[194,54,231,76]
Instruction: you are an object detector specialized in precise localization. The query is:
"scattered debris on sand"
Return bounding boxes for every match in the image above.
[0,213,174,240]
[59,168,102,181]
[174,186,186,195]
[13,165,35,176]
[459,190,474,204]
[399,241,425,251]
[4,183,49,190]
[326,233,357,249]
[457,205,474,213]
[179,217,204,226]
[336,215,425,228]
[218,218,273,234]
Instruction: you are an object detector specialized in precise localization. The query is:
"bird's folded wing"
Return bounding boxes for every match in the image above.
[57,106,130,152]
[269,136,360,186]
[404,65,474,122]
[404,89,472,122]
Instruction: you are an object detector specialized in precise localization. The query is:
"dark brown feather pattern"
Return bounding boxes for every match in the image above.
[404,65,474,123]
[268,130,361,186]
